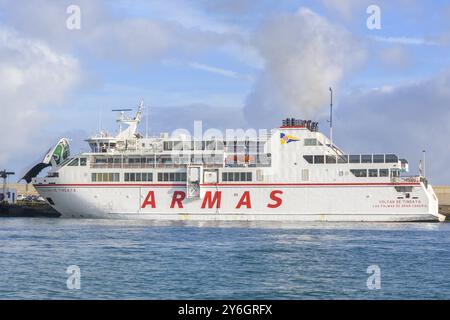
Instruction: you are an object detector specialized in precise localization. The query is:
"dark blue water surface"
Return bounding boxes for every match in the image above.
[0,218,449,299]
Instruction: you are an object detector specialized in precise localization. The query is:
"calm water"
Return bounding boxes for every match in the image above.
[0,218,450,299]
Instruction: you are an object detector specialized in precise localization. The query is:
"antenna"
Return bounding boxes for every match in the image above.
[98,107,102,135]
[422,150,426,178]
[329,87,333,149]
[146,106,149,138]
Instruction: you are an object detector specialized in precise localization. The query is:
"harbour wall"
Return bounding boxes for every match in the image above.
[434,186,450,216]
[4,183,39,196]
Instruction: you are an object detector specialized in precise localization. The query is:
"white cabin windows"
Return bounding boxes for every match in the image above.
[337,155,348,163]
[303,155,313,164]
[304,138,318,146]
[163,141,173,151]
[391,169,400,177]
[157,172,187,182]
[349,155,360,163]
[350,169,367,177]
[349,169,393,178]
[124,172,153,182]
[395,186,413,193]
[91,172,120,182]
[369,169,378,177]
[385,154,399,163]
[303,154,401,165]
[373,155,384,163]
[326,155,337,164]
[68,158,79,166]
[314,155,324,164]
[222,172,252,182]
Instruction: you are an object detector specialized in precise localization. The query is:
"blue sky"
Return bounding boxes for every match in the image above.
[0,0,450,183]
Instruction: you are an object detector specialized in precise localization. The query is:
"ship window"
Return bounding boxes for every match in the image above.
[385,154,398,163]
[361,155,372,163]
[326,155,337,164]
[92,173,97,182]
[68,158,79,166]
[136,173,142,182]
[349,155,360,163]
[304,138,317,146]
[391,169,400,177]
[350,169,367,177]
[314,155,324,164]
[163,141,173,151]
[222,172,252,182]
[59,158,72,167]
[303,155,313,164]
[373,154,384,163]
[80,158,87,166]
[337,155,348,163]
[157,172,186,182]
[395,186,413,193]
[130,173,136,181]
[380,169,389,177]
[102,173,109,181]
[369,169,378,177]
[125,173,129,181]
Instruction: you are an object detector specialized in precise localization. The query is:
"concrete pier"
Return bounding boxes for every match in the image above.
[434,186,450,217]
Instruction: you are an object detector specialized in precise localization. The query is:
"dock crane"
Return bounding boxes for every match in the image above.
[0,170,15,204]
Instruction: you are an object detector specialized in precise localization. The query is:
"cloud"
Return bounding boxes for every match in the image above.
[378,46,413,70]
[0,27,81,170]
[189,62,253,81]
[335,69,450,184]
[86,19,172,64]
[320,0,371,21]
[244,7,366,127]
[0,0,245,66]
[373,36,438,46]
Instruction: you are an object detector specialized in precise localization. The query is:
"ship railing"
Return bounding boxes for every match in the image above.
[90,162,271,169]
[90,163,225,169]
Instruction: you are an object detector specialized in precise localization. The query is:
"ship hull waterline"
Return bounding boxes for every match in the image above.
[34,183,445,222]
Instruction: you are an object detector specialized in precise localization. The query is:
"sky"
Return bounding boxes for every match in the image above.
[0,0,450,184]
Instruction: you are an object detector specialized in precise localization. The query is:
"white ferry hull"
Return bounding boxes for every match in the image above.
[34,183,444,222]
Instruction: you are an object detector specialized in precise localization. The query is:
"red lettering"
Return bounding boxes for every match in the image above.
[267,190,283,208]
[170,191,186,208]
[236,191,252,209]
[201,191,221,209]
[141,191,156,208]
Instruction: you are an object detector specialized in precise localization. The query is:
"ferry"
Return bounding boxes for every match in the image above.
[23,102,444,221]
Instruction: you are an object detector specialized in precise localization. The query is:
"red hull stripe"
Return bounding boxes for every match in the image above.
[201,183,421,187]
[35,183,185,187]
[34,182,421,187]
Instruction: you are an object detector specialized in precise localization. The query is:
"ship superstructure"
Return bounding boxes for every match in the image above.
[25,102,444,221]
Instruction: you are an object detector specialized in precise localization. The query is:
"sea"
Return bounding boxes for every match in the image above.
[0,218,450,300]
